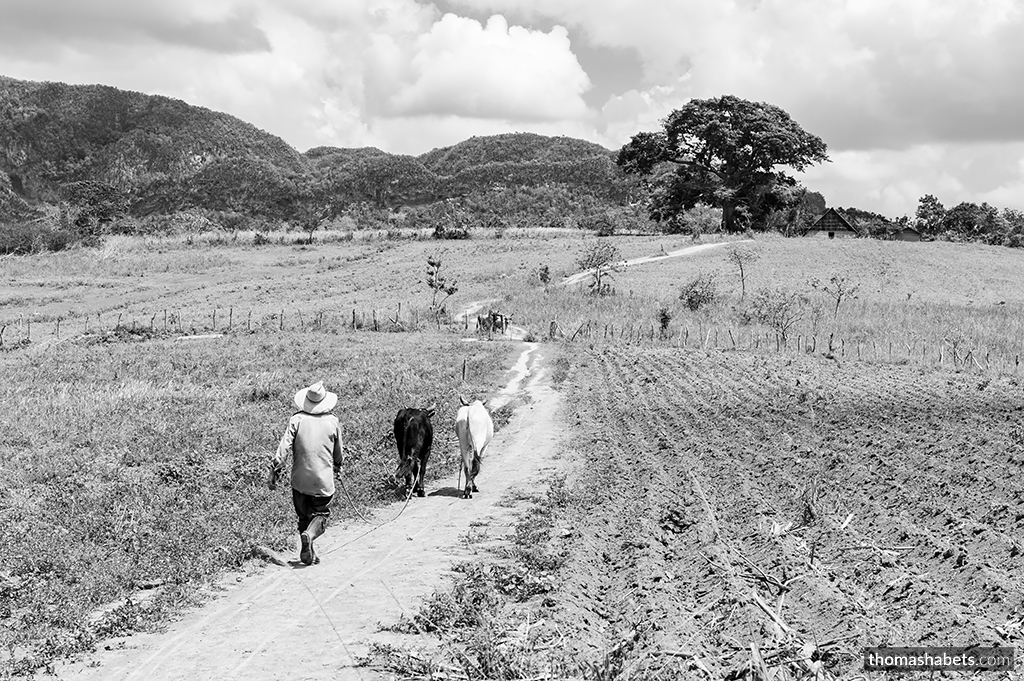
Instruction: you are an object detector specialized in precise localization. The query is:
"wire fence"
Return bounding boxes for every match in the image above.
[550,319,1024,376]
[3,307,1020,377]
[0,302,516,350]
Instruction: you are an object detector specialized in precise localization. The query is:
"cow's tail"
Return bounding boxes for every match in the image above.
[401,422,419,478]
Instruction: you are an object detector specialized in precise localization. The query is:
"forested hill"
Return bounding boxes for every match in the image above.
[0,76,307,219]
[0,76,633,225]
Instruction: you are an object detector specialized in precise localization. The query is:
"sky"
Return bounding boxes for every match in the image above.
[1,0,1022,217]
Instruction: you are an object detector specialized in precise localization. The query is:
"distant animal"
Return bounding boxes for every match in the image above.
[393,404,436,498]
[489,311,513,335]
[476,313,493,332]
[454,396,494,499]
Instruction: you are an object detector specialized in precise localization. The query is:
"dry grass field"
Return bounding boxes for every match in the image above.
[2,229,1024,679]
[0,321,518,675]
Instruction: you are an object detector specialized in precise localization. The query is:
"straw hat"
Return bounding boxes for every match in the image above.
[294,381,338,414]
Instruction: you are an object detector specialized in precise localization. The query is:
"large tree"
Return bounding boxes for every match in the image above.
[617,95,829,233]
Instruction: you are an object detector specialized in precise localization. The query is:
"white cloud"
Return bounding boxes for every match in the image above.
[377,14,590,121]
[802,142,1024,215]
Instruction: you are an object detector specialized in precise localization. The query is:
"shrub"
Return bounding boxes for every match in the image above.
[679,274,717,311]
[581,212,617,237]
[433,222,470,240]
[0,221,75,254]
[658,307,672,337]
[253,232,271,246]
[743,287,806,341]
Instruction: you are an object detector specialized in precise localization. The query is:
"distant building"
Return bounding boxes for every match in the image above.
[893,224,922,242]
[805,207,858,239]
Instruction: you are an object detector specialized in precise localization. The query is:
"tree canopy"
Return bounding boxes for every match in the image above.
[617,95,829,232]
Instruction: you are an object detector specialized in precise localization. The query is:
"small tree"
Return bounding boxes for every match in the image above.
[298,203,329,244]
[810,274,859,319]
[727,245,759,299]
[577,242,622,296]
[745,288,805,342]
[425,256,459,313]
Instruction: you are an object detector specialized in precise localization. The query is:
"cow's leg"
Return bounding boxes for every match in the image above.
[471,446,485,492]
[462,460,473,499]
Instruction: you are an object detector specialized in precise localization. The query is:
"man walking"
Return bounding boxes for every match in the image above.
[269,381,344,566]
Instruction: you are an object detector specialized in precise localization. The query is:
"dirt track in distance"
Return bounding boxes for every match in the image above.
[46,340,565,681]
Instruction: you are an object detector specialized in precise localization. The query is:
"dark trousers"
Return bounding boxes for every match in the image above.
[292,489,333,533]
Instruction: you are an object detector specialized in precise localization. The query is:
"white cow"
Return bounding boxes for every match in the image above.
[454,396,494,499]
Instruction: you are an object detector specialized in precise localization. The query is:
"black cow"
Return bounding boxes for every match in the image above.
[491,312,513,335]
[393,405,436,497]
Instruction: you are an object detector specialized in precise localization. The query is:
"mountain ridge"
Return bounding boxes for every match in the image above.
[0,75,630,223]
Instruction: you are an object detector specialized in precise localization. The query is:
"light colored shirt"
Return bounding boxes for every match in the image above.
[272,412,344,497]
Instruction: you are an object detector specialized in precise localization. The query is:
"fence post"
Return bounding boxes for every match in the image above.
[212,308,217,330]
[462,358,468,382]
[55,318,61,338]
[280,309,285,331]
[228,307,233,331]
[373,309,378,332]
[247,310,252,332]
[352,308,357,330]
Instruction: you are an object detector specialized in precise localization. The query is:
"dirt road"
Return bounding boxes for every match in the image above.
[559,240,747,288]
[49,341,565,681]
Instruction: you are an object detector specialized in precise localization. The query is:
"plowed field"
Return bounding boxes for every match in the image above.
[551,346,1024,678]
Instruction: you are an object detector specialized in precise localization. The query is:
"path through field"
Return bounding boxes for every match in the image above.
[48,340,565,681]
[559,240,748,288]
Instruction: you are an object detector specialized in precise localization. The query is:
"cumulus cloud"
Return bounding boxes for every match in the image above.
[363,14,590,121]
[451,0,1024,149]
